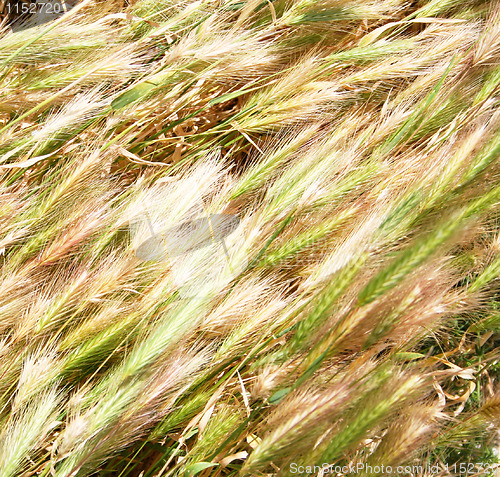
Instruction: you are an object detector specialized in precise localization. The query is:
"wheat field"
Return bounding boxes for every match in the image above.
[0,0,499,476]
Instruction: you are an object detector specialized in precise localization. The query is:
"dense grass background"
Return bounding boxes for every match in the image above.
[0,0,499,475]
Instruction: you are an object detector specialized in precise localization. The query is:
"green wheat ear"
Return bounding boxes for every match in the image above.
[0,0,499,475]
